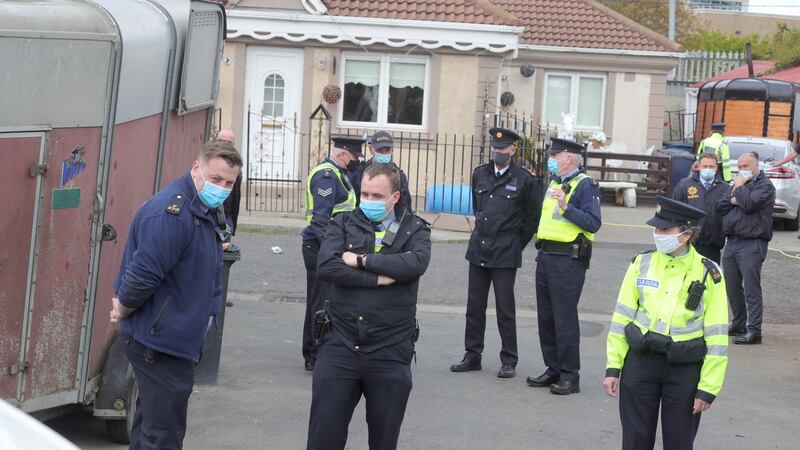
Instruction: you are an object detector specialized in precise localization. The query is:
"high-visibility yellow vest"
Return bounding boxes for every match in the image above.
[305,162,356,224]
[537,173,596,243]
[606,246,729,397]
[697,132,732,182]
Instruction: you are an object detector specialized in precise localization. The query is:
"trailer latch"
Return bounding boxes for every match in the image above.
[29,164,48,177]
[102,224,118,242]
[6,361,29,375]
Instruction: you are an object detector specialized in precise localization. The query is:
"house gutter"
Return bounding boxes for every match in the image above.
[519,43,683,59]
[227,9,522,56]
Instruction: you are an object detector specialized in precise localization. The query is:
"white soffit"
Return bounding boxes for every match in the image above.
[227,9,522,54]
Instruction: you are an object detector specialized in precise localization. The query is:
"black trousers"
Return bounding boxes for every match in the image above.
[302,239,326,364]
[123,334,194,450]
[723,238,767,334]
[535,252,585,382]
[619,350,702,450]
[307,333,413,450]
[463,264,518,366]
[692,242,721,265]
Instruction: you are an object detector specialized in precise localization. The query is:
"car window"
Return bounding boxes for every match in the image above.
[727,141,788,161]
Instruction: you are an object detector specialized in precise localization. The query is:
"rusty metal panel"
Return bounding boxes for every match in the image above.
[159,109,208,188]
[86,115,161,380]
[0,134,45,401]
[21,128,102,403]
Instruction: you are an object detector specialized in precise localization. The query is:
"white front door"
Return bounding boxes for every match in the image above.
[243,47,303,180]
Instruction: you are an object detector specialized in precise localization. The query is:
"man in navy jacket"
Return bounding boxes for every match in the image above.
[110,140,242,450]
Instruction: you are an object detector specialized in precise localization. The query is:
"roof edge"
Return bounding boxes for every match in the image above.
[582,0,682,52]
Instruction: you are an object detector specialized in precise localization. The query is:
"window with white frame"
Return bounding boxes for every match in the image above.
[543,72,606,130]
[340,53,429,129]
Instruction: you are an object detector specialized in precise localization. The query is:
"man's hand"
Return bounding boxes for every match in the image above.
[342,251,358,268]
[602,376,619,397]
[693,398,711,415]
[550,188,568,210]
[377,275,396,286]
[769,160,781,167]
[730,196,738,206]
[110,297,134,323]
[734,175,748,188]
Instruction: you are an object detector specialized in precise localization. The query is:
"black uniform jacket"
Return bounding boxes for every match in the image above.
[317,206,432,352]
[718,171,776,241]
[672,172,731,249]
[466,161,542,268]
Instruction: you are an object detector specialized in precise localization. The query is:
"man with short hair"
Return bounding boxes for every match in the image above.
[301,137,364,370]
[697,122,732,182]
[110,140,242,449]
[308,163,431,450]
[450,127,542,379]
[215,129,242,236]
[718,151,775,344]
[350,130,413,212]
[526,137,601,395]
[672,152,731,263]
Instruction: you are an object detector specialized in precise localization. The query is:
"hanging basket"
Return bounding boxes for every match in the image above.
[322,84,342,104]
[500,91,515,107]
[520,63,535,78]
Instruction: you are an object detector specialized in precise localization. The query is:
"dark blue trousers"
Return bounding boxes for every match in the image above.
[723,238,767,334]
[535,252,585,382]
[123,334,194,450]
[302,239,326,365]
[307,333,413,450]
[620,350,702,450]
[464,264,518,366]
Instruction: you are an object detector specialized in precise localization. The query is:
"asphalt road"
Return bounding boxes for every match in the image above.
[48,227,800,449]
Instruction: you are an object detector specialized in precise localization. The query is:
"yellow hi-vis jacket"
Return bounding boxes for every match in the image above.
[537,173,596,243]
[697,132,732,182]
[305,162,356,225]
[606,246,728,400]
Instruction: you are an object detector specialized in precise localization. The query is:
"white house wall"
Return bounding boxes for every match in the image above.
[611,72,651,154]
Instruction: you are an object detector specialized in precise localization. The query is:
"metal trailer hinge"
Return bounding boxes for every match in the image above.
[29,164,48,177]
[7,361,29,375]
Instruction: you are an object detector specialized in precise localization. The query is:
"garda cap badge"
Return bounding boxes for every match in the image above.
[496,131,503,138]
[655,204,662,215]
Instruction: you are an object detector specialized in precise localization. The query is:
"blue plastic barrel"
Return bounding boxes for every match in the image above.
[425,184,473,215]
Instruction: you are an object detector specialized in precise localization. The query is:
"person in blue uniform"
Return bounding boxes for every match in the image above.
[109,141,242,450]
[350,130,413,212]
[450,127,542,378]
[526,137,601,395]
[301,136,364,370]
[307,163,431,450]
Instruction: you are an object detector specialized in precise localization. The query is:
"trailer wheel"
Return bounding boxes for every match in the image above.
[785,212,800,232]
[105,381,138,444]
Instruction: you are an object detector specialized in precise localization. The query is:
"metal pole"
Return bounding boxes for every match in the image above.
[668,0,676,41]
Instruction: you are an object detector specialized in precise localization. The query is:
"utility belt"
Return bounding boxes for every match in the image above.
[311,302,420,348]
[537,235,592,268]
[624,323,706,364]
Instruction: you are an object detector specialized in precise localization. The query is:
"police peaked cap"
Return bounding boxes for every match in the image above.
[711,122,726,131]
[548,137,584,154]
[647,196,706,229]
[488,127,521,148]
[331,136,365,157]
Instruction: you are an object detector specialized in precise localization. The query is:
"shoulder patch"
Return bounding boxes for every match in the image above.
[631,249,655,264]
[323,169,333,178]
[701,258,722,284]
[165,193,185,215]
[317,187,333,197]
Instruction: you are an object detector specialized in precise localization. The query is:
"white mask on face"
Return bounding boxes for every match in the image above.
[653,230,687,254]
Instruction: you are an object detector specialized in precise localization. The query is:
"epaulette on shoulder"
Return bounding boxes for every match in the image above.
[631,249,655,264]
[590,178,599,187]
[323,168,333,178]
[701,257,723,284]
[164,193,185,215]
[474,162,490,172]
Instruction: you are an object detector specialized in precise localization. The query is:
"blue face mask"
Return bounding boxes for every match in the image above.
[198,168,232,209]
[374,152,392,164]
[699,168,716,182]
[547,157,560,175]
[359,199,389,222]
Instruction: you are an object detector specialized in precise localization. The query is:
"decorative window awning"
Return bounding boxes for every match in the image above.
[227,9,522,55]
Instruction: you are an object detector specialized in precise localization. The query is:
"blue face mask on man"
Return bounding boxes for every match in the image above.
[699,168,716,182]
[198,168,232,209]
[547,157,560,175]
[359,199,390,222]
[374,152,392,164]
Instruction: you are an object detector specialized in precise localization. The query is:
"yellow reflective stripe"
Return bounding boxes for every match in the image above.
[671,319,704,336]
[609,322,626,334]
[636,252,653,304]
[614,303,637,319]
[634,310,651,328]
[706,345,728,357]
[704,324,728,336]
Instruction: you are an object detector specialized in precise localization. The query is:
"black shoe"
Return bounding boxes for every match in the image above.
[733,332,762,345]
[497,365,516,379]
[304,361,314,371]
[450,357,481,372]
[728,326,746,336]
[525,371,560,387]
[226,300,234,307]
[550,380,580,395]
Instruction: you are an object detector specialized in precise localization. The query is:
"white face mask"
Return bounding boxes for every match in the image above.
[738,170,753,179]
[653,230,687,254]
